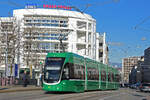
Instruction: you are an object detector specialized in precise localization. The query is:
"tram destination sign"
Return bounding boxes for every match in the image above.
[47,57,63,61]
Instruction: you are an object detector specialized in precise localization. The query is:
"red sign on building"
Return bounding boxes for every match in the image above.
[43,4,72,10]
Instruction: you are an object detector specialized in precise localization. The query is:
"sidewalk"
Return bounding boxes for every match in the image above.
[0,85,42,93]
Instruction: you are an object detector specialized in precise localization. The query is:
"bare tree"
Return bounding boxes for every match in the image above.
[23,26,44,74]
[0,17,22,77]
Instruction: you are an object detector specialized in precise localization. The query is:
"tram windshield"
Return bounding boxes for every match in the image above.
[44,57,65,83]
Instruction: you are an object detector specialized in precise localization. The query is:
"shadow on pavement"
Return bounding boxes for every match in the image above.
[132,94,144,97]
[44,91,78,95]
[0,88,9,90]
[142,99,147,100]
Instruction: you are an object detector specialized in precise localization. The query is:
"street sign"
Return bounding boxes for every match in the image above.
[25,4,37,9]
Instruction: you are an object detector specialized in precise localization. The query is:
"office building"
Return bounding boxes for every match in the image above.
[0,8,108,77]
[122,56,141,83]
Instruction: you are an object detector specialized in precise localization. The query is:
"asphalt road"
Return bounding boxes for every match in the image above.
[0,88,149,100]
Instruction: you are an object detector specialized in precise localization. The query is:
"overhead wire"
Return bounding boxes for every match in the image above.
[54,0,94,21]
[4,0,120,56]
[5,0,118,30]
[134,16,150,33]
[134,16,150,29]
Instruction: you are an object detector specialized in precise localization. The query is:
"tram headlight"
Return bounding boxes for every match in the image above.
[63,82,66,85]
[57,87,59,90]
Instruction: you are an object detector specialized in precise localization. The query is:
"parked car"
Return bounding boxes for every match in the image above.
[129,82,141,89]
[139,83,150,92]
[135,82,141,89]
[129,84,136,89]
[124,83,130,88]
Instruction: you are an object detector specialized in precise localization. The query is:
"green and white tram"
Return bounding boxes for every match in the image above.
[42,52,120,92]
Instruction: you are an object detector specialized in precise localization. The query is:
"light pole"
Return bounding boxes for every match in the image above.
[58,30,73,52]
[5,28,8,79]
[16,19,21,79]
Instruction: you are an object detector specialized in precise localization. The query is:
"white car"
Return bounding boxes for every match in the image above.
[139,83,150,92]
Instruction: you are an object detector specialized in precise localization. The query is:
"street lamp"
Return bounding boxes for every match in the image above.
[5,26,8,78]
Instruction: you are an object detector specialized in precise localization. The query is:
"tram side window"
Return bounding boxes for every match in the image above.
[101,70,106,81]
[111,73,114,82]
[108,72,114,82]
[68,63,85,80]
[108,72,111,82]
[87,68,99,80]
[87,68,92,80]
[115,74,120,82]
[62,63,70,80]
[68,63,74,79]
[74,64,81,79]
[95,70,99,80]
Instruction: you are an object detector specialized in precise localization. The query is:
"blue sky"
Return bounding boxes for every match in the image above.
[0,0,150,63]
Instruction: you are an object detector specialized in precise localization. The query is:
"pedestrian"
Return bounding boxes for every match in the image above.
[23,71,28,87]
[40,73,43,87]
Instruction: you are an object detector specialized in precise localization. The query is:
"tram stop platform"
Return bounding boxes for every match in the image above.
[0,85,42,93]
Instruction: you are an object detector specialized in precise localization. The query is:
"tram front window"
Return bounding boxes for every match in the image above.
[44,57,65,83]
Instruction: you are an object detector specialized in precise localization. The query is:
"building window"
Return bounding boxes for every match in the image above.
[99,52,103,57]
[99,43,103,46]
[25,19,68,27]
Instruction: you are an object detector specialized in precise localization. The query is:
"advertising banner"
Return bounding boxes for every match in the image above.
[15,64,18,77]
[6,64,15,77]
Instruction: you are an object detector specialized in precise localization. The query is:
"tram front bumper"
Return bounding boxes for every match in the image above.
[43,84,63,92]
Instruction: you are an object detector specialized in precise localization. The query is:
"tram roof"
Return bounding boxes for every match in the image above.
[46,52,84,58]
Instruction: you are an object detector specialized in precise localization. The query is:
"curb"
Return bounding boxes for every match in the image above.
[0,87,42,93]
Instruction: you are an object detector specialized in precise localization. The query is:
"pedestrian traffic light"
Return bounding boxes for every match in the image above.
[40,62,42,65]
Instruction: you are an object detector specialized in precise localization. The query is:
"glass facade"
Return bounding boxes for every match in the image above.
[25,19,68,27]
[37,33,68,40]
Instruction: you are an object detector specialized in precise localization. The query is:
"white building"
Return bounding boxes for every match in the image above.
[0,8,108,74]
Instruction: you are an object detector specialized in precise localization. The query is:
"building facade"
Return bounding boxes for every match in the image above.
[142,47,150,82]
[129,47,150,83]
[0,8,108,77]
[97,32,108,64]
[122,56,141,83]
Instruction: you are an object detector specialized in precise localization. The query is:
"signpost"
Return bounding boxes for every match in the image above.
[30,65,32,79]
